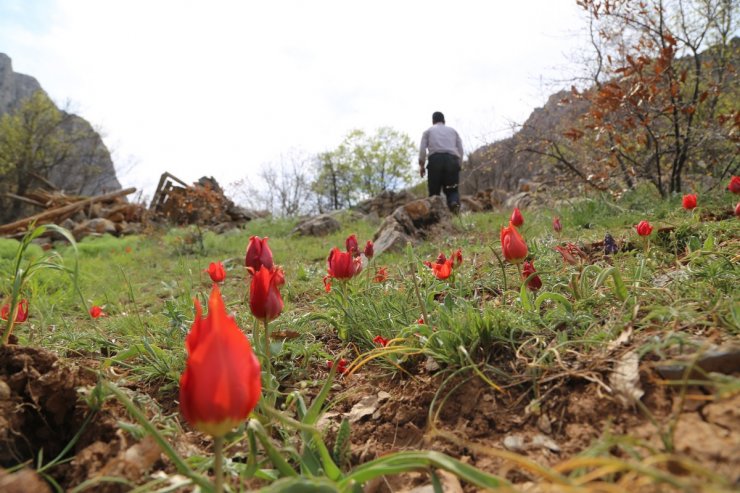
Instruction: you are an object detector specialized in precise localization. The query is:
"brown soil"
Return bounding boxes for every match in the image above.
[1,342,738,492]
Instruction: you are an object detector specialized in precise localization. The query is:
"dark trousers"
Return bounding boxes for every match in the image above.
[427,153,460,208]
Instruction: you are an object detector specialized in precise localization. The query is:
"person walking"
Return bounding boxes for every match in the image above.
[418,111,463,213]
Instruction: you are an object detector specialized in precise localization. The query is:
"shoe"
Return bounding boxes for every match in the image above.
[449,203,461,215]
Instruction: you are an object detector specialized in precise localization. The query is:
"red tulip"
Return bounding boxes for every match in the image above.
[635,220,653,236]
[205,261,226,283]
[373,267,388,283]
[1,299,28,323]
[423,253,454,280]
[245,236,274,272]
[552,217,562,233]
[324,247,363,292]
[728,176,740,194]
[373,335,389,347]
[521,261,542,291]
[510,208,524,227]
[89,305,105,318]
[682,194,697,210]
[364,240,374,259]
[249,266,285,322]
[345,234,359,255]
[735,202,740,217]
[179,284,261,437]
[451,248,463,268]
[327,358,348,374]
[500,221,528,264]
[417,317,425,325]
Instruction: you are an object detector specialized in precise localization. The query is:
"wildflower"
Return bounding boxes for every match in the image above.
[552,217,562,233]
[521,261,542,291]
[327,358,348,374]
[245,236,274,272]
[451,248,463,268]
[345,234,359,256]
[635,220,653,236]
[500,221,528,264]
[373,335,389,347]
[205,261,226,283]
[324,247,363,292]
[604,233,619,255]
[373,267,388,283]
[554,243,588,265]
[89,305,105,318]
[417,317,425,325]
[510,207,524,227]
[682,194,697,210]
[248,266,285,322]
[423,253,454,280]
[179,284,261,437]
[1,299,28,323]
[728,176,740,194]
[364,240,374,259]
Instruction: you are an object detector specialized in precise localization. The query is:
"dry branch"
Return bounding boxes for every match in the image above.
[0,187,136,234]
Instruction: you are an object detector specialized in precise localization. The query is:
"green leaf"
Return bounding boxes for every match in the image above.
[534,292,573,313]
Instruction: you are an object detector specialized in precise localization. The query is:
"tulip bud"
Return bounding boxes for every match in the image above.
[245,236,274,272]
[728,176,740,194]
[363,240,374,259]
[249,266,285,322]
[500,221,528,264]
[180,285,261,437]
[345,234,359,256]
[552,217,562,233]
[681,194,697,210]
[1,299,28,323]
[89,305,105,318]
[521,261,542,291]
[510,208,524,227]
[205,261,226,283]
[635,220,653,236]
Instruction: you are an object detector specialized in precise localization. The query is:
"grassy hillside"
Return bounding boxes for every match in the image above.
[1,186,738,492]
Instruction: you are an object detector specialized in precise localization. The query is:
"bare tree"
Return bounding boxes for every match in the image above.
[229,149,316,217]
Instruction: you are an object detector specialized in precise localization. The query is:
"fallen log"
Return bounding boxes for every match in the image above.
[0,187,136,235]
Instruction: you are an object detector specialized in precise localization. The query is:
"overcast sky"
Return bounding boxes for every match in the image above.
[0,0,590,199]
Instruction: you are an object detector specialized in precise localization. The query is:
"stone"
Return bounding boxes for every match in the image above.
[290,214,341,236]
[504,191,533,209]
[371,195,453,256]
[460,195,484,212]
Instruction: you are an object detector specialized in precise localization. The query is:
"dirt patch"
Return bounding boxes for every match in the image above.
[0,345,161,492]
[324,364,739,490]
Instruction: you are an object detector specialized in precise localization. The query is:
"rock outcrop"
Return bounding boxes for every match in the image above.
[372,195,453,256]
[0,53,121,196]
[461,90,590,196]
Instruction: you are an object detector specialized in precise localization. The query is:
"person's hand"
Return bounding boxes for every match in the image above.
[419,166,425,178]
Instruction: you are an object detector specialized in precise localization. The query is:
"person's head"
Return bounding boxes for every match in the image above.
[432,111,445,124]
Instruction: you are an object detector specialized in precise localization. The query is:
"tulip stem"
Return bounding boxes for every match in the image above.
[213,435,224,493]
[409,257,428,325]
[263,319,273,388]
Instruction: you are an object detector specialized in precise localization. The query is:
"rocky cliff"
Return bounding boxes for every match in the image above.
[461,90,591,195]
[0,53,121,196]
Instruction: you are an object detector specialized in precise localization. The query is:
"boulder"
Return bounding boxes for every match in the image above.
[372,195,453,255]
[460,195,484,212]
[291,214,341,236]
[504,192,533,209]
[353,190,417,218]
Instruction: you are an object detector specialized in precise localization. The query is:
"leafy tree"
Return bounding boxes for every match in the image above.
[528,0,739,196]
[0,91,107,221]
[312,127,415,211]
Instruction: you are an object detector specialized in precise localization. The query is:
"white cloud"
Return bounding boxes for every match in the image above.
[1,0,590,198]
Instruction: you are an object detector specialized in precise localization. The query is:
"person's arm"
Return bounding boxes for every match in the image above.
[419,131,428,177]
[456,132,464,164]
